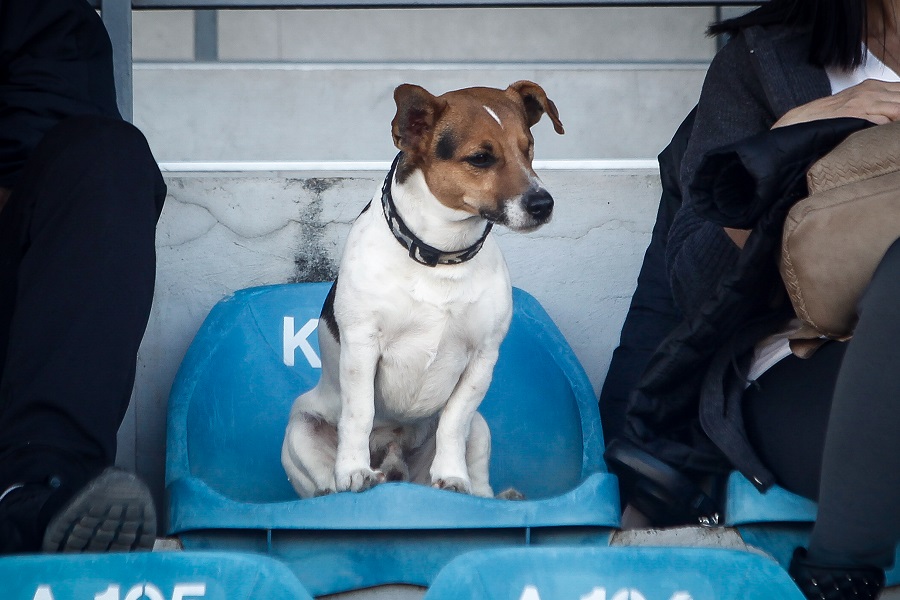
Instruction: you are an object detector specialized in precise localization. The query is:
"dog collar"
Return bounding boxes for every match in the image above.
[381,153,493,267]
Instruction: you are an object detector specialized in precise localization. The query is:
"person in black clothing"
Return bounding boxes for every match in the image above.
[604,1,900,598]
[0,0,166,552]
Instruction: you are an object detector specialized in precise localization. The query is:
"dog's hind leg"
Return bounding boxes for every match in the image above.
[465,413,523,500]
[281,412,338,498]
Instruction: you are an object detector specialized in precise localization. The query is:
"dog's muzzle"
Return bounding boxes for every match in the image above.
[479,187,554,232]
[524,188,554,222]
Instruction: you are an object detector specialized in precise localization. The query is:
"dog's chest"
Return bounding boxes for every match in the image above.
[333,187,513,422]
[373,292,503,420]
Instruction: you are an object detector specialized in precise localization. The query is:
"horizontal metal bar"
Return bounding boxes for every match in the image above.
[158,159,659,172]
[135,60,710,70]
[91,0,754,8]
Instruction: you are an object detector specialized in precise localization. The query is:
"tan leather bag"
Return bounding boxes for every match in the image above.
[780,121,900,339]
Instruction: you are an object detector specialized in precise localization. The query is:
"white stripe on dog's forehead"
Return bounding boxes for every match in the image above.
[483,106,503,128]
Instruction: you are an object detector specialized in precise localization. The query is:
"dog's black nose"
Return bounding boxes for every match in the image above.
[525,189,554,220]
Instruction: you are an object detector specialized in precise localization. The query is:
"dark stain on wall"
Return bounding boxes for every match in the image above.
[290,178,340,283]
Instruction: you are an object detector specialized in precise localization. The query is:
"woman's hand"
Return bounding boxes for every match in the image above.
[773,79,900,128]
[725,81,900,251]
[749,80,900,250]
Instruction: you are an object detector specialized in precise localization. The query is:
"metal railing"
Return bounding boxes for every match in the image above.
[90,0,756,120]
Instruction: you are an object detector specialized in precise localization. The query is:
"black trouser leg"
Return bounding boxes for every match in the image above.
[0,116,166,485]
[809,237,900,568]
[744,238,900,569]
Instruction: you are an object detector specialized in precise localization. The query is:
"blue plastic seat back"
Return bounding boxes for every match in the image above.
[168,282,604,503]
[2,551,312,600]
[725,472,900,586]
[170,283,328,503]
[424,547,805,600]
[725,472,818,527]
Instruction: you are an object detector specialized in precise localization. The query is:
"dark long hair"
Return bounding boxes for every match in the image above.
[708,0,874,69]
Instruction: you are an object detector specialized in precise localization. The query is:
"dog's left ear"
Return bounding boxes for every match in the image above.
[508,81,565,135]
[392,84,449,155]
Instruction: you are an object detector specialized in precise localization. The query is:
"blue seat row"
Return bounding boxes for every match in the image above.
[1,551,313,600]
[427,546,805,600]
[158,282,894,595]
[165,283,620,595]
[2,281,885,598]
[2,546,804,600]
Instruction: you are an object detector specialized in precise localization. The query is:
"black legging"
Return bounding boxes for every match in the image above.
[0,116,166,484]
[743,237,900,569]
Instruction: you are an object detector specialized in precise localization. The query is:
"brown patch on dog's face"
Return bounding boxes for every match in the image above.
[391,82,564,231]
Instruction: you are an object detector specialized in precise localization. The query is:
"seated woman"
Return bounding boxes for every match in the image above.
[604,1,900,598]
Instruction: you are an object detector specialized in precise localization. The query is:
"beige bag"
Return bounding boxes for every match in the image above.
[780,121,900,339]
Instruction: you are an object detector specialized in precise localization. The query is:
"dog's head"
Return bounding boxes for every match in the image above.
[391,81,564,232]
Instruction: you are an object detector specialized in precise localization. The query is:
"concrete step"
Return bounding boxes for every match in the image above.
[132,7,718,62]
[133,63,707,162]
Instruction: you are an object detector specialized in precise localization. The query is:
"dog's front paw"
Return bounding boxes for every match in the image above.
[335,467,385,493]
[432,476,472,494]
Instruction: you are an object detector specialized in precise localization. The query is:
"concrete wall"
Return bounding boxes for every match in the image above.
[132,7,718,62]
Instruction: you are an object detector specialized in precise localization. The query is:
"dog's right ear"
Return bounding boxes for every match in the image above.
[392,84,448,155]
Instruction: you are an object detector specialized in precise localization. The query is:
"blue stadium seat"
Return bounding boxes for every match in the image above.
[166,282,620,596]
[1,550,312,600]
[725,472,900,585]
[424,546,805,599]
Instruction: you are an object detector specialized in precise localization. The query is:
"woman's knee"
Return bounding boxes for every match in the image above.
[47,116,157,172]
[26,116,166,220]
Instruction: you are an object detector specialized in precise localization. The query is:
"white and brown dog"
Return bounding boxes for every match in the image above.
[281,81,564,499]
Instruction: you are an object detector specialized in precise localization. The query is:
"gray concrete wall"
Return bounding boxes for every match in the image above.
[214,7,716,62]
[132,7,718,63]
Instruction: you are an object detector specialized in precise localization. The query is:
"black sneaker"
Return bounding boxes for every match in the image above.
[0,467,156,554]
[0,477,58,552]
[788,547,885,600]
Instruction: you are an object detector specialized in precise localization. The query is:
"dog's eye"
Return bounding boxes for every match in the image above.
[465,153,496,169]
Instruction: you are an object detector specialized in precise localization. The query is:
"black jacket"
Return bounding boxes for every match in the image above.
[0,0,120,188]
[601,22,873,522]
[603,108,868,525]
[631,116,868,481]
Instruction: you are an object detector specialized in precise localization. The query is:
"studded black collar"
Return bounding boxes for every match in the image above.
[380,153,493,267]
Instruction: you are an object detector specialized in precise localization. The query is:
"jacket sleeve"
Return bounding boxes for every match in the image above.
[597,107,694,445]
[664,31,778,317]
[0,0,121,189]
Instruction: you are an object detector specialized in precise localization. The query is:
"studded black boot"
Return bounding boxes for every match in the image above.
[788,547,885,600]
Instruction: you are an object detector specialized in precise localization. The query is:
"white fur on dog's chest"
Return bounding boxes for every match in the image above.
[371,289,508,422]
[335,204,512,423]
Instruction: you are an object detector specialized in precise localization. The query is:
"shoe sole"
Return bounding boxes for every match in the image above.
[41,467,157,552]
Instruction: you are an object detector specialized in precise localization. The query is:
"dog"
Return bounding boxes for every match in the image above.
[281,81,564,499]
